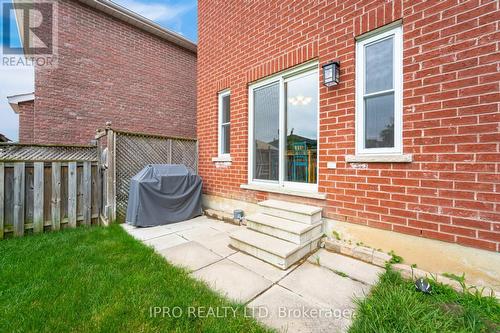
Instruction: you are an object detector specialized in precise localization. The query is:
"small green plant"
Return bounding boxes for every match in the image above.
[388,250,403,264]
[442,272,465,284]
[442,272,496,299]
[334,270,348,278]
[331,230,341,240]
[314,255,321,266]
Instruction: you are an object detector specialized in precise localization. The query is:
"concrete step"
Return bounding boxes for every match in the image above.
[229,228,321,269]
[246,213,323,244]
[258,199,322,225]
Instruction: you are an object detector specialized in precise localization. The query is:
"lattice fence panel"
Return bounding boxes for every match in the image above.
[0,144,97,162]
[114,131,197,221]
[171,140,198,172]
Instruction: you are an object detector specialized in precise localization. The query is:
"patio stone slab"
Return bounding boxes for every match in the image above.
[177,225,223,242]
[279,262,369,310]
[248,285,351,333]
[194,233,237,258]
[227,251,294,283]
[308,249,384,285]
[201,219,242,233]
[124,225,176,241]
[159,241,222,271]
[144,233,188,252]
[191,259,273,303]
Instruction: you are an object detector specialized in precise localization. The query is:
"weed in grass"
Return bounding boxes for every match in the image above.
[388,250,403,264]
[334,270,349,278]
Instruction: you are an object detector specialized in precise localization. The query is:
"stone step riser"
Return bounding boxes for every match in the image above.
[229,234,322,270]
[261,206,322,225]
[247,220,323,244]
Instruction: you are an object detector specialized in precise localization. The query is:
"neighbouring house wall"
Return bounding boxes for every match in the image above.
[198,0,500,252]
[33,0,197,145]
[18,100,34,143]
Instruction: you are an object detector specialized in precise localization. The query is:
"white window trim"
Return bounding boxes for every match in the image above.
[218,89,230,158]
[247,61,320,192]
[355,24,403,156]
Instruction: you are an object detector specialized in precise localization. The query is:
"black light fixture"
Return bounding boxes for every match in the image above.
[322,61,340,87]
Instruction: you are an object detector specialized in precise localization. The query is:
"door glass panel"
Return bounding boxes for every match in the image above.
[253,82,280,181]
[285,72,318,184]
[364,93,395,148]
[365,37,393,94]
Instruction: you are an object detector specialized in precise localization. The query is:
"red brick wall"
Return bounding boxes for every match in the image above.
[33,0,197,145]
[198,0,500,252]
[18,100,35,143]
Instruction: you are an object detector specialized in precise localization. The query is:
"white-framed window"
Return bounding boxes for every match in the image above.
[355,23,403,155]
[218,90,231,157]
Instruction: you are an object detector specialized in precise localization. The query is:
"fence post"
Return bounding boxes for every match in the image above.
[13,162,25,236]
[0,162,4,239]
[33,162,44,233]
[68,162,77,228]
[51,162,61,231]
[83,161,92,225]
[106,128,116,223]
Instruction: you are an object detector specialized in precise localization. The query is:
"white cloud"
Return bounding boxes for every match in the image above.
[114,0,195,27]
[0,64,34,142]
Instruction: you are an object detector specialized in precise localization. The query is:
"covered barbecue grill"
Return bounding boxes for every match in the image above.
[126,164,202,227]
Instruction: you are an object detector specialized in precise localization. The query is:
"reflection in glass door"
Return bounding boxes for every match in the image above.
[253,82,280,181]
[285,72,318,185]
[249,64,319,191]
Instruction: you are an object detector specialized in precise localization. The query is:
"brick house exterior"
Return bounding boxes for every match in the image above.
[10,0,197,145]
[198,0,500,253]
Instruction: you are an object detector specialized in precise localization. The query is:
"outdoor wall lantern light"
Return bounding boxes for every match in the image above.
[322,61,340,87]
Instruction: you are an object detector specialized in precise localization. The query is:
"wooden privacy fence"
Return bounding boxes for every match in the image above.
[0,144,99,238]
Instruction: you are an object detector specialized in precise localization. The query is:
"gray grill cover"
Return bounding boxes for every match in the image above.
[126,164,202,227]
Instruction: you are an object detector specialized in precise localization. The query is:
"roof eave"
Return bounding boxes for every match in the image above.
[7,92,35,114]
[78,0,197,53]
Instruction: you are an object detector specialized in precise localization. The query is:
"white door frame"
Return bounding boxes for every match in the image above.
[248,61,320,192]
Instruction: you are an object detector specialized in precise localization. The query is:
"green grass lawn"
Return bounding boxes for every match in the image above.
[0,225,271,333]
[349,268,500,333]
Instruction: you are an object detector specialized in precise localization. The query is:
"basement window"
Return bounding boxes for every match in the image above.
[355,24,403,156]
[218,90,231,157]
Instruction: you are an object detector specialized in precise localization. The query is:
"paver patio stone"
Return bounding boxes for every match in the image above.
[191,259,273,303]
[199,218,242,233]
[194,233,237,258]
[144,233,188,252]
[124,224,176,241]
[307,249,383,285]
[158,241,222,271]
[248,285,351,332]
[227,251,294,283]
[278,262,369,310]
[177,225,223,242]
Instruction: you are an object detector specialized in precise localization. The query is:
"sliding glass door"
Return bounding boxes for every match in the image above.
[249,63,319,191]
[253,82,280,182]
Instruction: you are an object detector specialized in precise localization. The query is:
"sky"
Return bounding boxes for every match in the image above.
[0,0,197,141]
